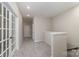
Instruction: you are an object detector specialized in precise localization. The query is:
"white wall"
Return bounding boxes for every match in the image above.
[8,2,23,49]
[33,17,52,42]
[52,5,79,49]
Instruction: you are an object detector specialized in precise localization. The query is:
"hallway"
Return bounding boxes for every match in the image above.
[1,2,79,57]
[13,38,51,57]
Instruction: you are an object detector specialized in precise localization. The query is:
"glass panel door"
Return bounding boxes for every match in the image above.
[0,3,16,57]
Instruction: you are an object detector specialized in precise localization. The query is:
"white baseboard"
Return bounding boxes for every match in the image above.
[34,40,44,42]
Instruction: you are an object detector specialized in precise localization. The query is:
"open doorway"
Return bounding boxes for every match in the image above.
[23,17,33,41]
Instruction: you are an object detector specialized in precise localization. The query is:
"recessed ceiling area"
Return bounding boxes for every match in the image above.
[17,2,79,18]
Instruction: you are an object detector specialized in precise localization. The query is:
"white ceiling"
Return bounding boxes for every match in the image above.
[17,2,79,18]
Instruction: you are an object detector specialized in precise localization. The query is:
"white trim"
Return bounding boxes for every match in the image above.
[15,17,19,50]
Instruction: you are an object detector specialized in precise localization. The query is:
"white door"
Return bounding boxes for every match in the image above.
[0,3,16,57]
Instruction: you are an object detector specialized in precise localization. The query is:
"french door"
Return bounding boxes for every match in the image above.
[0,3,16,57]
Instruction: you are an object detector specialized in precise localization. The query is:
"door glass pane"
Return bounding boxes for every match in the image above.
[3,41,6,51]
[7,30,9,38]
[3,52,6,57]
[3,30,6,40]
[12,38,14,44]
[7,20,9,28]
[12,31,15,44]
[0,43,2,54]
[0,3,2,15]
[3,7,6,17]
[7,10,9,19]
[7,40,9,48]
[12,44,15,51]
[3,18,6,28]
[12,30,15,38]
[7,49,9,57]
[0,16,2,28]
[0,30,2,41]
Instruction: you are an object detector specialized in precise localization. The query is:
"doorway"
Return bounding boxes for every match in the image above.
[23,17,33,40]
